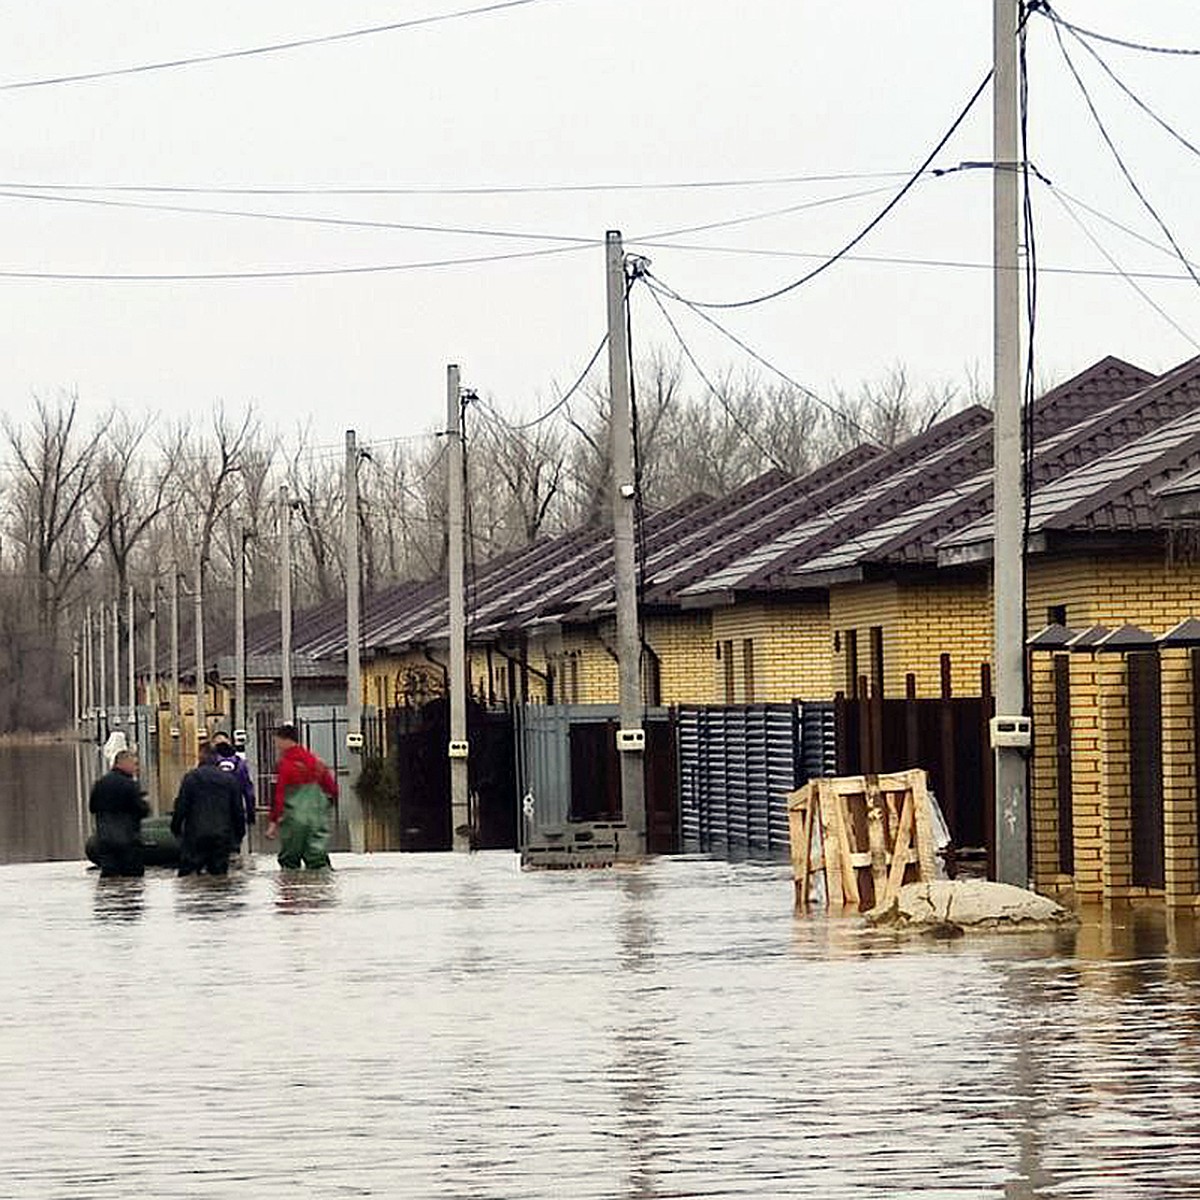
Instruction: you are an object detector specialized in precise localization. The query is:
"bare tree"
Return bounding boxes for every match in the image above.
[4,395,111,630]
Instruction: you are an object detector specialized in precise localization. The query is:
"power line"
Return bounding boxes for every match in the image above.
[0,188,597,245]
[641,281,790,472]
[1058,22,1200,160]
[642,68,994,310]
[643,273,880,446]
[0,241,591,282]
[1035,4,1200,58]
[632,238,1200,282]
[1052,20,1200,292]
[485,333,609,430]
[0,0,563,92]
[1050,188,1200,350]
[0,170,916,197]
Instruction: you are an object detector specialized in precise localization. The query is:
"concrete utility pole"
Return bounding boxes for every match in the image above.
[235,523,247,745]
[344,430,366,853]
[127,585,136,730]
[280,484,294,724]
[111,599,122,726]
[605,231,647,857]
[446,366,470,852]
[170,571,181,738]
[84,606,94,718]
[194,554,206,748]
[72,636,81,728]
[148,583,158,713]
[992,0,1030,886]
[98,603,108,724]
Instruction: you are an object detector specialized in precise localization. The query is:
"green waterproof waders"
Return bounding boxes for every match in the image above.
[278,782,332,870]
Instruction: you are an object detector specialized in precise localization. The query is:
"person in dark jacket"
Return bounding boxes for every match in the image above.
[171,750,247,877]
[211,730,256,842]
[89,750,150,878]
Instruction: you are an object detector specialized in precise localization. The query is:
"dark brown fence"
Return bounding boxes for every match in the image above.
[835,656,994,870]
[1128,651,1165,889]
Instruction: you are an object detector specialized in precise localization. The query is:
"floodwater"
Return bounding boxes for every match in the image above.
[3,748,1200,1197]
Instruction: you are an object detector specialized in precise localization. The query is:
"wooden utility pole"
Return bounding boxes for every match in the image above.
[280,484,294,724]
[194,554,206,748]
[992,0,1030,885]
[446,366,470,851]
[605,231,647,857]
[72,635,81,728]
[84,605,94,719]
[345,429,366,853]
[98,603,108,726]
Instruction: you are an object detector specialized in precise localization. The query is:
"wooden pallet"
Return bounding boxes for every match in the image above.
[787,770,937,913]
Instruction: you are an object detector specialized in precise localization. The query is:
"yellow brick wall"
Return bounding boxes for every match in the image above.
[899,576,993,697]
[1067,653,1103,900]
[711,599,832,702]
[1027,552,1200,635]
[1029,652,1068,894]
[645,613,714,705]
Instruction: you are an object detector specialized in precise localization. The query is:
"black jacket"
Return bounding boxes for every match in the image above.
[171,764,247,848]
[89,769,150,846]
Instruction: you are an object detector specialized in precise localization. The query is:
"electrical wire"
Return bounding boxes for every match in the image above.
[1057,23,1200,160]
[643,272,880,448]
[0,0,563,92]
[0,171,917,197]
[640,68,994,310]
[1050,187,1200,350]
[0,240,591,282]
[1052,20,1200,292]
[488,333,610,430]
[641,282,790,473]
[1035,4,1200,58]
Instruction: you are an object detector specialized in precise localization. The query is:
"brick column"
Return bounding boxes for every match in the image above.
[1069,652,1103,900]
[1161,647,1198,905]
[1097,654,1131,899]
[1029,652,1062,892]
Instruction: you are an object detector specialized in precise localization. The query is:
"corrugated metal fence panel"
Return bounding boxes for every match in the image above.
[800,701,838,781]
[677,703,802,859]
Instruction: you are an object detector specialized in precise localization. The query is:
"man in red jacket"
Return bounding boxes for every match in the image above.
[266,723,339,870]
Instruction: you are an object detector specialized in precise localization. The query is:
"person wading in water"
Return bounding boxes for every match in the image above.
[266,723,339,870]
[171,748,247,877]
[88,749,150,878]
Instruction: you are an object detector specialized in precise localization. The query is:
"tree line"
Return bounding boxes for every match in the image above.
[0,356,985,730]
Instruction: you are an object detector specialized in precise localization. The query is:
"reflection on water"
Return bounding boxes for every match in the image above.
[1,853,1198,1198]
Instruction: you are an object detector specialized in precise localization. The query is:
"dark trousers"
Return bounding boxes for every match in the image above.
[96,842,144,879]
[178,835,232,877]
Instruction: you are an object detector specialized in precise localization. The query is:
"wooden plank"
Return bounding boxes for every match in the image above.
[787,784,814,909]
[883,792,915,904]
[833,788,861,908]
[817,781,845,908]
[866,776,888,910]
[911,769,938,882]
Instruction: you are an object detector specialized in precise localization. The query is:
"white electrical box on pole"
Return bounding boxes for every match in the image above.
[344,429,366,853]
[606,230,647,858]
[235,523,247,749]
[280,484,295,725]
[194,553,206,748]
[992,0,1029,886]
[446,366,471,852]
[170,570,181,739]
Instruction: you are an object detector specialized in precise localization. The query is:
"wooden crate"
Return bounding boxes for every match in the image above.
[788,770,937,913]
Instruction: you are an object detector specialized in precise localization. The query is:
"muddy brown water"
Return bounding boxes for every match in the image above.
[2,744,1200,1197]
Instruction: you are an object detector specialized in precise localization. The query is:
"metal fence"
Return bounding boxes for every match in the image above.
[677,702,836,859]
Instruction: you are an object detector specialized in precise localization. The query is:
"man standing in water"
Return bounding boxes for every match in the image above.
[211,730,256,847]
[171,749,247,877]
[266,723,339,870]
[89,749,150,878]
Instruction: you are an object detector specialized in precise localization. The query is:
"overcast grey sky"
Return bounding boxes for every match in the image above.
[1,1,1198,445]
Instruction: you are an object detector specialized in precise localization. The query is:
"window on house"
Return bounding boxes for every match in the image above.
[723,639,735,704]
[869,626,885,698]
[742,638,756,704]
[1047,604,1068,628]
[845,629,859,698]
